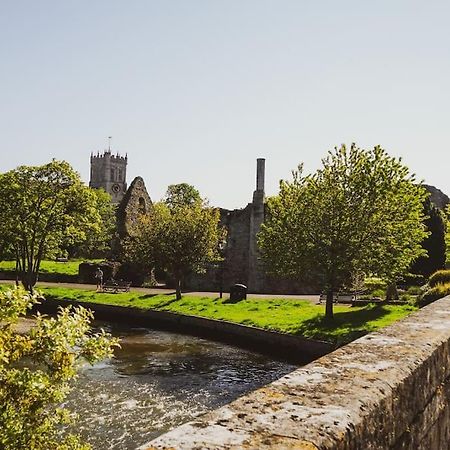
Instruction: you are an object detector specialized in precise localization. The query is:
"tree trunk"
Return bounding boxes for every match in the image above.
[21,269,38,294]
[175,278,182,300]
[15,259,19,287]
[325,289,334,319]
[385,282,399,301]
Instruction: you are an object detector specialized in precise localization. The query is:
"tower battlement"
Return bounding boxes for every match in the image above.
[90,151,128,163]
[89,149,128,204]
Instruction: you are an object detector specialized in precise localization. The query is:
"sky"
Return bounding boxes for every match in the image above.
[1,0,449,209]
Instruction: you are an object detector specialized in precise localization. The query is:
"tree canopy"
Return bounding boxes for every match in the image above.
[410,198,446,278]
[163,183,202,209]
[258,144,428,318]
[0,160,103,291]
[64,188,117,259]
[125,186,223,299]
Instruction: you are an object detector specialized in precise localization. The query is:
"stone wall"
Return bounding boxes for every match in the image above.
[117,176,153,238]
[185,159,318,294]
[143,295,450,449]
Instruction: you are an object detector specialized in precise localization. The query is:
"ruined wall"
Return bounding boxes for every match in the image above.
[185,205,252,292]
[142,295,450,450]
[117,176,153,239]
[186,201,317,294]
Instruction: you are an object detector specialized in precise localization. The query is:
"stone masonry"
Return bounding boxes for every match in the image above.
[141,295,450,450]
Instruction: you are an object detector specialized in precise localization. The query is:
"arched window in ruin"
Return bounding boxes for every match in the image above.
[138,197,147,214]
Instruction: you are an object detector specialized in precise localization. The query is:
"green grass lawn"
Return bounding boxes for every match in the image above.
[0,259,101,276]
[19,285,417,345]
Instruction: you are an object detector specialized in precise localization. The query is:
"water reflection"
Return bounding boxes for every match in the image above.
[66,322,297,450]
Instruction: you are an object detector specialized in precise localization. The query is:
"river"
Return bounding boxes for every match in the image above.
[64,321,297,449]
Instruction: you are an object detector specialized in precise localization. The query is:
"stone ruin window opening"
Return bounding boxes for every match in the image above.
[138,197,147,214]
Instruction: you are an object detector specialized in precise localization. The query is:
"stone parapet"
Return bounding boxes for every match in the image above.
[142,296,450,449]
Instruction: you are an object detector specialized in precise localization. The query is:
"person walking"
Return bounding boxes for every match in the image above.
[95,267,104,291]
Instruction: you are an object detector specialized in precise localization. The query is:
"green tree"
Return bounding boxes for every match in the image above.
[0,287,119,449]
[258,144,428,319]
[126,191,223,299]
[446,205,450,266]
[64,188,117,259]
[163,183,201,209]
[410,198,446,278]
[0,161,102,291]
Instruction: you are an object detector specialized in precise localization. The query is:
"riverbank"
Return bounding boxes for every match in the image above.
[6,284,417,346]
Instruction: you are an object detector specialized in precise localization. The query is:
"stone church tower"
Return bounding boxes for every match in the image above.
[89,150,128,203]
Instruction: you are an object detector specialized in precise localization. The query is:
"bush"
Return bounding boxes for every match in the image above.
[406,285,423,296]
[400,272,425,287]
[364,277,387,292]
[399,293,415,303]
[0,287,119,449]
[429,270,450,288]
[418,282,450,307]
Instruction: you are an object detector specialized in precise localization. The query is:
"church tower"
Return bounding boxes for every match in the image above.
[89,149,128,204]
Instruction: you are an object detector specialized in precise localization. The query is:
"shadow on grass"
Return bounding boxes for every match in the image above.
[151,297,181,308]
[296,304,392,345]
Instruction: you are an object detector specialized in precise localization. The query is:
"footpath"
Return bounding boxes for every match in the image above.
[0,280,320,304]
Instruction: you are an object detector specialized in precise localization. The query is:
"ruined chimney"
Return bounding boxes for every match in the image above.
[252,158,265,207]
[256,158,265,192]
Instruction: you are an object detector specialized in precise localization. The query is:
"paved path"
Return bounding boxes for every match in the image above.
[0,280,320,304]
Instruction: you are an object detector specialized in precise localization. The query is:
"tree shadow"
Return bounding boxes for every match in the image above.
[295,304,393,345]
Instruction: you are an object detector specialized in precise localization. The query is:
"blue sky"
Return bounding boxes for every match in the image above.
[1,1,449,209]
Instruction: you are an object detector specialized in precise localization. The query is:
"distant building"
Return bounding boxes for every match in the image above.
[89,150,128,204]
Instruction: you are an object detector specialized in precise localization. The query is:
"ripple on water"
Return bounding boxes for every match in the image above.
[64,323,297,450]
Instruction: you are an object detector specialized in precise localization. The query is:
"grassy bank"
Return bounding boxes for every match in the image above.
[0,259,101,276]
[24,285,417,345]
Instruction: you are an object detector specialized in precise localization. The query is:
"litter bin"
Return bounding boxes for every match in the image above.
[228,284,247,303]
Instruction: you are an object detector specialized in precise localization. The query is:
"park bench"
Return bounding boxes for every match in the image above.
[319,291,365,304]
[101,280,131,294]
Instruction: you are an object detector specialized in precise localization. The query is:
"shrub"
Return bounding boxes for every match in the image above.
[400,272,425,287]
[399,293,414,303]
[364,277,387,292]
[418,282,450,307]
[410,198,446,278]
[406,285,422,296]
[0,287,119,449]
[429,270,450,288]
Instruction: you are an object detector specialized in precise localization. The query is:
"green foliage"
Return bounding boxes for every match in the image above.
[363,277,387,293]
[259,143,428,318]
[32,285,417,346]
[163,183,202,209]
[0,288,119,450]
[418,282,450,307]
[125,191,224,299]
[65,189,117,259]
[406,285,423,296]
[428,269,450,288]
[446,205,450,266]
[411,198,446,277]
[0,259,101,277]
[0,161,103,291]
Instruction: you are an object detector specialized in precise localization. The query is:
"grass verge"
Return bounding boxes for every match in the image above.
[18,285,418,346]
[0,259,101,276]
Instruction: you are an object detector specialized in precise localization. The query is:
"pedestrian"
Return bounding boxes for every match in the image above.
[95,267,104,291]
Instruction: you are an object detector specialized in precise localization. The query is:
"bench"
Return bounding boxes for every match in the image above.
[101,280,131,293]
[319,291,364,304]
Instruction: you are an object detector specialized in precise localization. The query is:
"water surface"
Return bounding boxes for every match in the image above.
[66,322,297,449]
